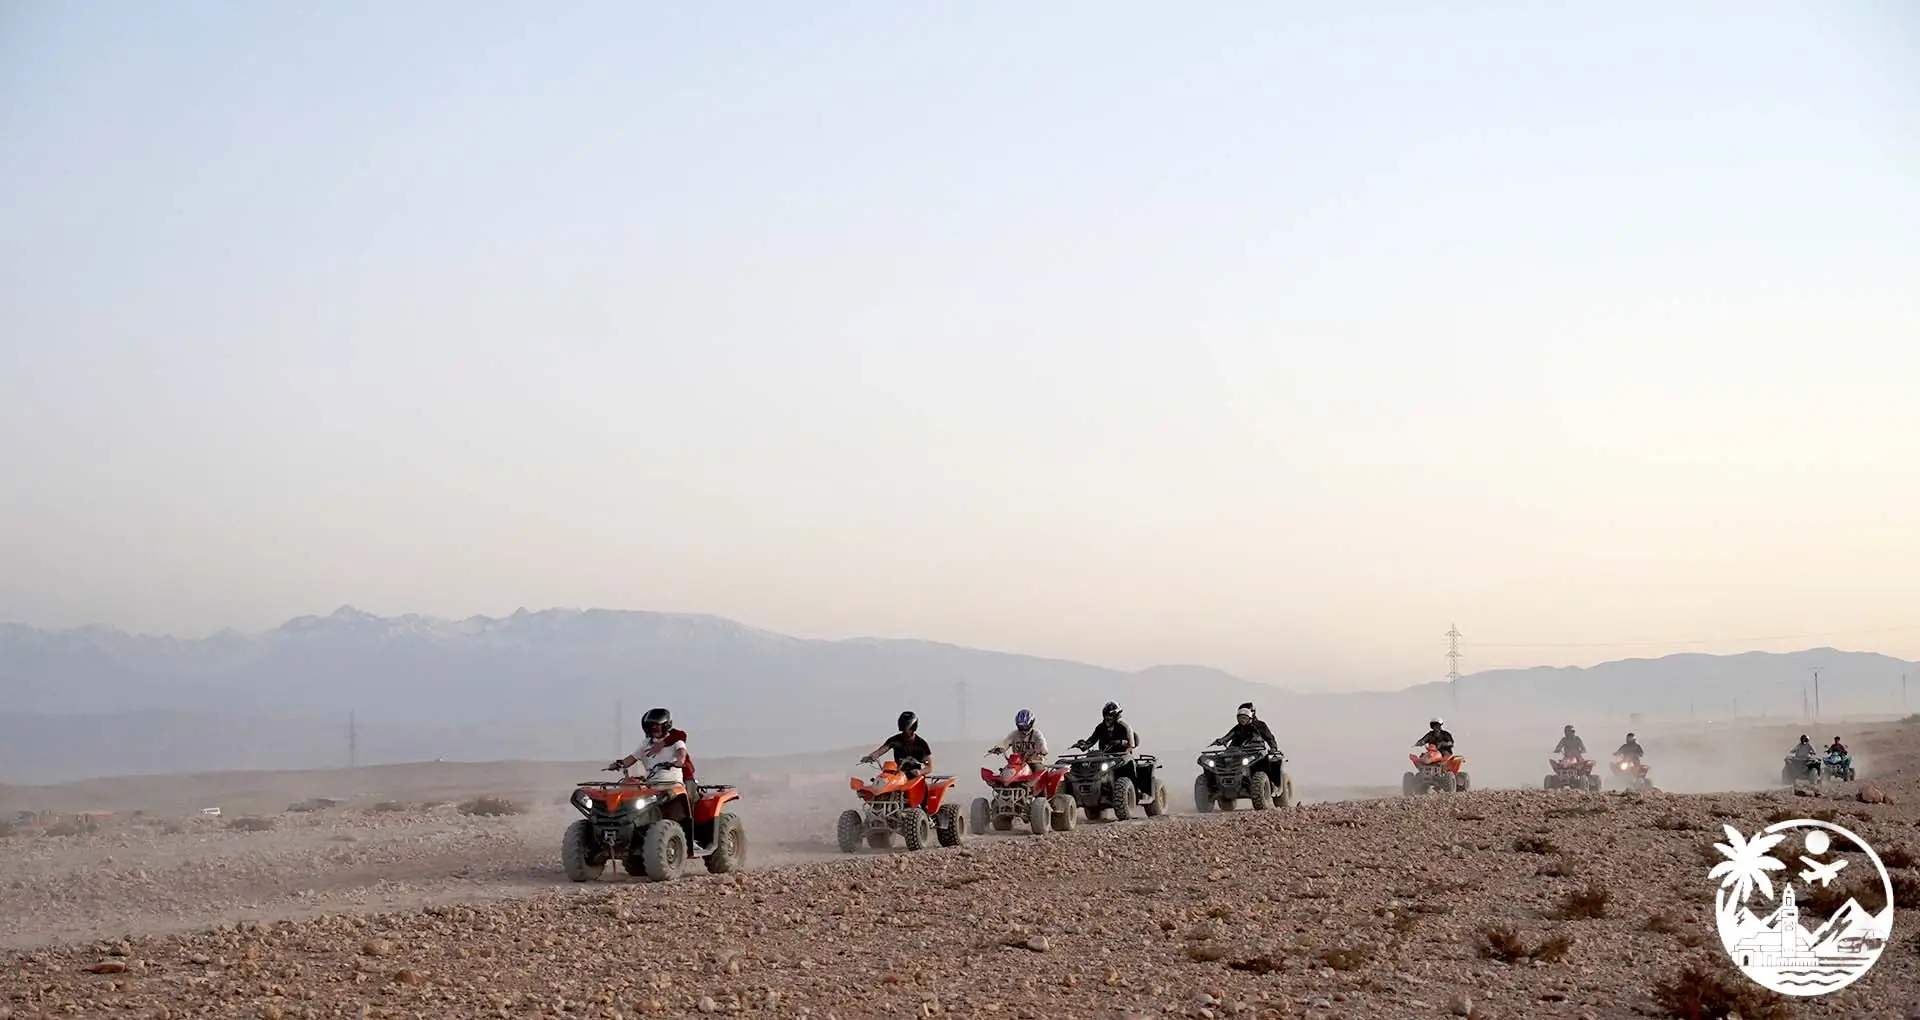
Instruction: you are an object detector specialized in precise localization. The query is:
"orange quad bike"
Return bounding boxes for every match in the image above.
[1403,743,1471,795]
[562,762,745,882]
[838,756,963,852]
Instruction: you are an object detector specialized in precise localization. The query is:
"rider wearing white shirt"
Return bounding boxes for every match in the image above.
[609,707,690,783]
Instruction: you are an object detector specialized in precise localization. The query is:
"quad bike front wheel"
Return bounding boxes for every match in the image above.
[969,797,991,838]
[1454,772,1470,793]
[1110,778,1138,822]
[1438,772,1457,794]
[1276,773,1296,807]
[835,809,863,854]
[1027,797,1049,836]
[936,804,964,847]
[1402,773,1417,797]
[704,813,746,874]
[561,819,604,883]
[1250,772,1274,810]
[1050,793,1076,831]
[1543,775,1558,791]
[1142,780,1169,818]
[1194,776,1215,814]
[900,807,933,850]
[1586,775,1601,792]
[641,821,687,882]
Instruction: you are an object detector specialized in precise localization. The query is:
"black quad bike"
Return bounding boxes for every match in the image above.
[562,763,746,882]
[1194,739,1294,811]
[1056,747,1168,822]
[1781,752,1821,786]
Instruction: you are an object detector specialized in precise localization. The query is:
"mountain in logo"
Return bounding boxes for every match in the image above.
[1806,897,1889,955]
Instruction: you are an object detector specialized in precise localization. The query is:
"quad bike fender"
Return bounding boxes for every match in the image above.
[1037,769,1068,798]
[979,767,1000,785]
[693,787,738,825]
[922,776,956,814]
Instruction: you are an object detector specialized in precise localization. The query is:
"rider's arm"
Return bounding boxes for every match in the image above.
[1032,730,1049,758]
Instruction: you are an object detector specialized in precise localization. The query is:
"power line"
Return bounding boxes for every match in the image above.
[1471,623,1920,651]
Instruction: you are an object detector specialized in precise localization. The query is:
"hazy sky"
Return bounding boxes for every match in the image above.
[3,2,1918,688]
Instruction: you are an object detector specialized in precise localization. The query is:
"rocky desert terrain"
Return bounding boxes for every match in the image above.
[2,721,1918,1019]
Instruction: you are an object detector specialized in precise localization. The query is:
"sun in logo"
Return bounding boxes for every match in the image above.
[1708,818,1895,996]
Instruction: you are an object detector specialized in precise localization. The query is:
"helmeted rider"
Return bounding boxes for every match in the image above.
[989,708,1049,765]
[608,707,694,784]
[1790,734,1816,759]
[1553,725,1587,759]
[1827,735,1849,756]
[862,711,934,777]
[1071,701,1157,806]
[1615,732,1644,762]
[1213,703,1278,750]
[1414,718,1454,756]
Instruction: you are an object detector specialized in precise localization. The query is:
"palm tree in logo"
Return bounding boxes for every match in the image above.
[1709,824,1788,916]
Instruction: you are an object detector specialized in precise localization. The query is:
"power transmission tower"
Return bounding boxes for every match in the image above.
[1810,667,1822,721]
[616,700,624,756]
[1445,624,1463,706]
[348,710,358,770]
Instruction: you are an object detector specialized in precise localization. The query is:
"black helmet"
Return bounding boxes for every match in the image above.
[1429,718,1443,729]
[642,707,673,739]
[898,710,918,734]
[1563,724,1574,734]
[1799,734,1809,742]
[1625,732,1636,740]
[1102,701,1121,720]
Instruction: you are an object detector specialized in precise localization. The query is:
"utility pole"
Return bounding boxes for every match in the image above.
[1810,667,1822,721]
[348,710,358,770]
[616,700,624,756]
[1445,624,1463,707]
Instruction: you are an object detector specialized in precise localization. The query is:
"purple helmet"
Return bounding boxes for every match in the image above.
[1014,709,1035,732]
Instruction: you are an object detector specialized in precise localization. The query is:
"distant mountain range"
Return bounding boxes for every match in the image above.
[1,606,1914,783]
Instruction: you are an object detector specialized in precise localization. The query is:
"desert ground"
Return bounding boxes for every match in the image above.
[2,720,1917,1019]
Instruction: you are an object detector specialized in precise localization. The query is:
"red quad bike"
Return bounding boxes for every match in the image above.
[970,750,1074,836]
[562,763,745,882]
[1544,754,1601,791]
[837,757,963,852]
[1403,743,1471,795]
[1610,755,1654,791]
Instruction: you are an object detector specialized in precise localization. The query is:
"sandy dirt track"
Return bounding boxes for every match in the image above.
[2,722,1918,1018]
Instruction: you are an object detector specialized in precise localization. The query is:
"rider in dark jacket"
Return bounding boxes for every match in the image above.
[1553,725,1587,758]
[1071,702,1157,805]
[1827,736,1849,756]
[861,711,934,777]
[1214,703,1279,749]
[1615,733,1644,761]
[1414,719,1454,755]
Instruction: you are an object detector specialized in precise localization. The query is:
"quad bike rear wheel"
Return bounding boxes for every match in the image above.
[1250,772,1274,810]
[640,821,687,881]
[1143,780,1168,818]
[901,807,933,851]
[969,797,991,838]
[1586,775,1601,792]
[936,804,964,847]
[1455,772,1470,793]
[1193,776,1214,814]
[1543,775,1558,791]
[1439,772,1457,794]
[1276,773,1295,808]
[836,809,863,854]
[561,819,604,882]
[1110,778,1138,822]
[1027,797,1049,836]
[704,812,745,874]
[1402,773,1417,797]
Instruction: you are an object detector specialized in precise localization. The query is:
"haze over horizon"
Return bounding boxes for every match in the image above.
[4,4,1918,690]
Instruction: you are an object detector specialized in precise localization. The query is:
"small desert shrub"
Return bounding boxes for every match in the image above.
[370,801,407,813]
[1878,845,1916,870]
[1186,944,1227,963]
[1552,883,1610,920]
[1546,804,1608,819]
[159,821,186,835]
[286,798,339,814]
[1893,873,1920,909]
[44,816,96,837]
[457,796,523,817]
[1536,856,1577,878]
[0,819,15,838]
[1453,812,1487,822]
[1653,813,1700,831]
[1512,835,1557,855]
[1645,913,1680,934]
[1477,925,1571,964]
[1226,954,1281,974]
[226,816,275,832]
[1650,961,1791,1020]
[1315,946,1372,971]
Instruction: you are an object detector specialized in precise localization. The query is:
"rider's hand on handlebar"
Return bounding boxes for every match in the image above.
[987,747,1003,756]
